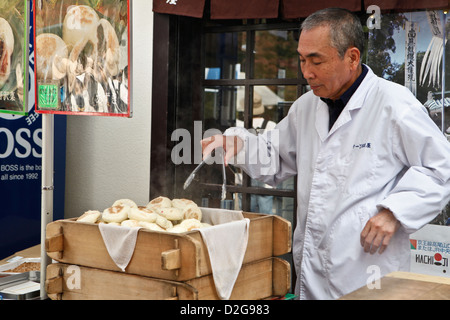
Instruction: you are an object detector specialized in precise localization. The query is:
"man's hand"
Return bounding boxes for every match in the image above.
[360,209,401,254]
[201,134,243,166]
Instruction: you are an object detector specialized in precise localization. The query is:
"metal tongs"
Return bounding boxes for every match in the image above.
[183,147,227,201]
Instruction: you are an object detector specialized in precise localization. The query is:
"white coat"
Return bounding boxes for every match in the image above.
[224,66,450,299]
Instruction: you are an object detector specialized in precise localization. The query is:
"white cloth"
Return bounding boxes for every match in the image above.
[198,208,250,300]
[98,223,141,272]
[224,65,450,299]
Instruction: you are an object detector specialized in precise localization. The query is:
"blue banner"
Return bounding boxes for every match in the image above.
[0,1,66,259]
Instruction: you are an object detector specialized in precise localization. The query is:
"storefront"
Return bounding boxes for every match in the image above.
[151,0,450,286]
[151,0,450,218]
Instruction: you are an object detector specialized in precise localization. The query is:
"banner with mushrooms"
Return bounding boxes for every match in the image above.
[0,0,29,116]
[34,0,131,117]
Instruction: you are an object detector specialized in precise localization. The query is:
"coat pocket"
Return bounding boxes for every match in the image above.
[323,207,381,298]
[329,147,380,197]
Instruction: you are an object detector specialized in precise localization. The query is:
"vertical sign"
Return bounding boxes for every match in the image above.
[404,21,418,96]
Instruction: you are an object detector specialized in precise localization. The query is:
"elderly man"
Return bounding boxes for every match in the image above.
[202,8,450,299]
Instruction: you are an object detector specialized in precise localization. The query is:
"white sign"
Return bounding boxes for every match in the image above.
[410,224,450,277]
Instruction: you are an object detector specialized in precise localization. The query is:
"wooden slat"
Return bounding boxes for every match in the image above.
[272,258,291,296]
[273,215,292,256]
[47,263,197,300]
[185,258,290,300]
[45,276,63,295]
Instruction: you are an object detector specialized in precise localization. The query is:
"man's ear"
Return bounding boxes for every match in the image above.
[347,47,361,70]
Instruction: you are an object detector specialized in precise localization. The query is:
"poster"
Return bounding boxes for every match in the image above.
[34,0,131,117]
[367,10,450,134]
[410,224,449,277]
[0,1,65,259]
[0,0,29,116]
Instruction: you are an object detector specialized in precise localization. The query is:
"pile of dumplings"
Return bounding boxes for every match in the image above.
[76,196,211,233]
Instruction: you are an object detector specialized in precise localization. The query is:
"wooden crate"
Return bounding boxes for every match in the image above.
[45,212,291,281]
[45,257,290,300]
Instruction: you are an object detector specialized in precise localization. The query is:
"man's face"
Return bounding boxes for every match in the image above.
[297,26,357,100]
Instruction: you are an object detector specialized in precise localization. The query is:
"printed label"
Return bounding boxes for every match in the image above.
[38,84,59,109]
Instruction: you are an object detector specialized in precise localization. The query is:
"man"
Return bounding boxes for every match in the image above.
[201,8,450,299]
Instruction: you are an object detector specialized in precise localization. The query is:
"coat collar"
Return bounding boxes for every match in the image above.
[316,65,377,141]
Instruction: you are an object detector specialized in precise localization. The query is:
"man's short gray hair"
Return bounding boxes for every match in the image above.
[301,8,364,60]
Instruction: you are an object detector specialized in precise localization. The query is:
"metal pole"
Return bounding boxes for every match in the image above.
[442,11,447,134]
[40,113,54,300]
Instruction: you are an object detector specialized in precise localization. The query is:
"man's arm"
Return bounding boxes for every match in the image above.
[361,97,450,254]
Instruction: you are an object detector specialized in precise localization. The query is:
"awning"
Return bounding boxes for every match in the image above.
[281,0,361,19]
[367,0,448,11]
[153,0,449,19]
[211,0,280,19]
[153,0,206,18]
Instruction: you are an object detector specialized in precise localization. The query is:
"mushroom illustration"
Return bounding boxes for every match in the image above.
[0,17,14,89]
[63,5,100,93]
[98,18,120,78]
[35,33,68,81]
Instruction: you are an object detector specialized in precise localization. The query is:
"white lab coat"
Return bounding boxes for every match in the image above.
[224,66,450,299]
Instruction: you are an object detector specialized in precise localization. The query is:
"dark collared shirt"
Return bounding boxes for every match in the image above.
[321,64,368,131]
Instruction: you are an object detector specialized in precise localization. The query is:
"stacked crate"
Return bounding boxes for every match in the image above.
[45,211,292,300]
